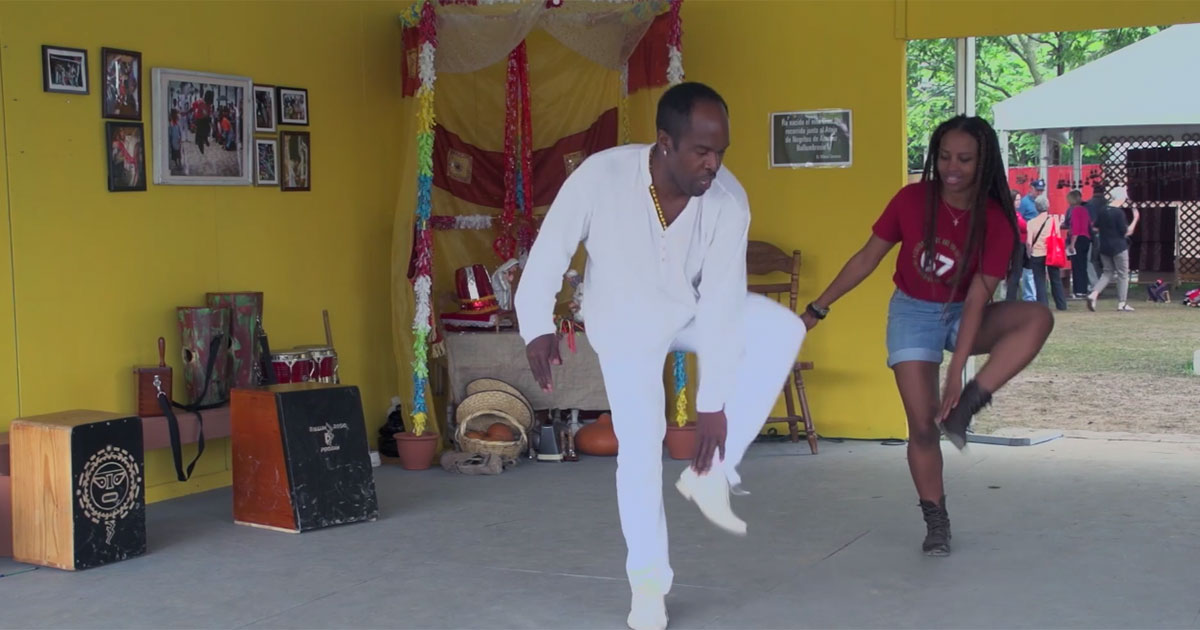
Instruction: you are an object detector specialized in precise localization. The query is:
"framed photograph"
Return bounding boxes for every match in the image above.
[151,67,253,186]
[277,87,308,125]
[255,138,279,186]
[105,121,146,192]
[42,45,88,94]
[280,131,310,191]
[253,84,276,133]
[100,48,141,120]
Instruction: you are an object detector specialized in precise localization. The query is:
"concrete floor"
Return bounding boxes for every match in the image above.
[2,435,1199,630]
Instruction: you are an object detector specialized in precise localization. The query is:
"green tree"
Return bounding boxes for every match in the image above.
[908,27,1164,171]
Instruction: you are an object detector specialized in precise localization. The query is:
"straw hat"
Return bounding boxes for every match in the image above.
[466,378,530,406]
[455,388,533,432]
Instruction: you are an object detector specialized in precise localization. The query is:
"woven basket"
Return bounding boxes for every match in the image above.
[455,389,534,432]
[455,410,527,459]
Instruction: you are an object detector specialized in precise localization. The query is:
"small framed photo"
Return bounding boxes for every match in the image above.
[280,131,310,191]
[42,45,88,94]
[105,121,147,192]
[277,87,308,125]
[253,84,276,133]
[255,138,279,186]
[100,48,142,120]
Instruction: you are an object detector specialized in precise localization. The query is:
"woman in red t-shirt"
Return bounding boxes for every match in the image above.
[799,115,1053,556]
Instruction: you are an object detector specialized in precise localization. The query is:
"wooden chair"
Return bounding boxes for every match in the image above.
[747,240,818,454]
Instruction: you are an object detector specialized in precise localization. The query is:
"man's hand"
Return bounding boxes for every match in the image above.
[692,409,727,475]
[525,333,562,392]
[800,311,819,331]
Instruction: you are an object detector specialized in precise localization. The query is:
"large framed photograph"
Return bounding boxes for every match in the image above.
[42,45,88,94]
[277,87,308,125]
[101,48,142,120]
[105,121,146,192]
[253,84,276,133]
[151,68,253,186]
[255,138,279,186]
[280,131,310,191]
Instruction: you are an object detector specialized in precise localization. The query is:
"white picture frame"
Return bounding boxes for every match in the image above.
[151,67,253,186]
[255,138,279,186]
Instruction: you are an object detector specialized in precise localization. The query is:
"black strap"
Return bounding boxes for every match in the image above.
[156,334,227,482]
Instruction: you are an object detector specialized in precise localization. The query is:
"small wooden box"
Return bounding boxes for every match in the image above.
[133,366,172,417]
[133,337,172,417]
[231,383,378,533]
[11,410,145,571]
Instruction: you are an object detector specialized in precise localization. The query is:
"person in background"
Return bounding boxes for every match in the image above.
[1087,186,1136,312]
[1016,179,1045,300]
[1004,188,1029,302]
[1026,196,1069,310]
[1146,279,1171,303]
[1065,189,1092,298]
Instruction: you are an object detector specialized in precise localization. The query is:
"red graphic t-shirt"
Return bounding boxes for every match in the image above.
[872,181,1015,303]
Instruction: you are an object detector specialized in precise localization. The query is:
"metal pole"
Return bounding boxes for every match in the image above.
[955,38,977,117]
[1039,132,1050,182]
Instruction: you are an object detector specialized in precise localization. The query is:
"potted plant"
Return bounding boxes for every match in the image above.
[394,409,438,470]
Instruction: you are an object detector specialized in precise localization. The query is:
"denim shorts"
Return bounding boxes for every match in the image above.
[885,289,964,367]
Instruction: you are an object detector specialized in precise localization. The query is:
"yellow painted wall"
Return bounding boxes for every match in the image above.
[681,0,909,439]
[901,0,1200,40]
[0,1,402,502]
[0,59,17,428]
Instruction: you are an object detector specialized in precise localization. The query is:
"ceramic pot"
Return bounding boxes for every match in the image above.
[664,423,697,460]
[394,431,438,470]
[575,413,618,456]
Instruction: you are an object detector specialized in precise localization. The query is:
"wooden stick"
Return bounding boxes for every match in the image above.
[323,309,333,348]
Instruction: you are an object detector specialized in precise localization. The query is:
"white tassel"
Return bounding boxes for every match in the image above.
[456,214,493,230]
[412,274,432,333]
[667,45,684,85]
[419,42,437,86]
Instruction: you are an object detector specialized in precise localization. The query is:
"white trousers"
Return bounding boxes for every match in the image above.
[595,293,807,594]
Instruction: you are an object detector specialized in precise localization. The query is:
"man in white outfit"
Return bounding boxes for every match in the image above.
[514,82,806,630]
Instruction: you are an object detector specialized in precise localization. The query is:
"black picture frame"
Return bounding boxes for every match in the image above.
[280,131,310,191]
[277,86,308,125]
[42,45,89,94]
[105,121,147,192]
[100,47,142,120]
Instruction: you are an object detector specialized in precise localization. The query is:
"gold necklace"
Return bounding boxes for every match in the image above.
[649,148,669,229]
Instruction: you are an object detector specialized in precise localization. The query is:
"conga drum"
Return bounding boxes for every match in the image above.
[270,349,315,384]
[295,345,338,384]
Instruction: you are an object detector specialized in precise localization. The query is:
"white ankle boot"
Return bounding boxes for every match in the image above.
[627,589,668,630]
[675,466,747,535]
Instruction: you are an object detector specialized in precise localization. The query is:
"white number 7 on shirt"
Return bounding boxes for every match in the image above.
[920,251,955,278]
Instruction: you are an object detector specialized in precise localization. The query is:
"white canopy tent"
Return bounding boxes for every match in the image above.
[992,23,1200,283]
[993,22,1200,144]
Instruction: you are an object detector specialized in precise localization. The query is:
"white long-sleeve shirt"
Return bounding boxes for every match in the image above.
[514,143,750,413]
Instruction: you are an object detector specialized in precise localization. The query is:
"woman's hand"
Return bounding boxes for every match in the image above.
[938,367,963,424]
